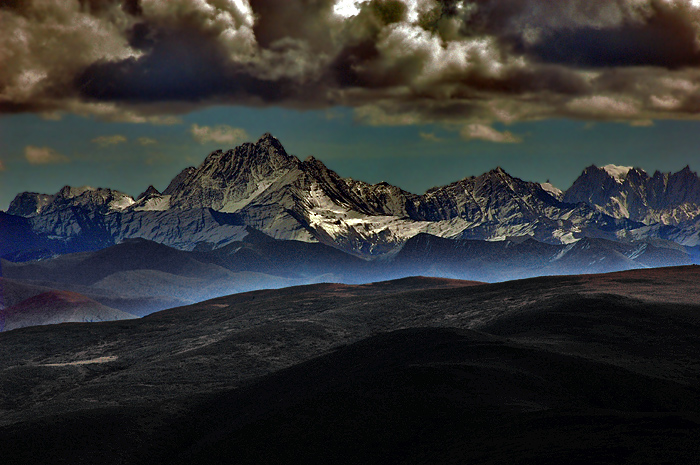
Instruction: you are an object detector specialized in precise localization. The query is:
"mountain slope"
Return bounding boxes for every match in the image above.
[391,233,691,281]
[2,232,692,325]
[0,212,53,261]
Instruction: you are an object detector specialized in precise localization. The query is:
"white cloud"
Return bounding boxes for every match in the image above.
[419,132,443,142]
[190,124,250,145]
[24,146,69,165]
[92,134,127,147]
[460,124,523,143]
[67,102,184,125]
[567,96,640,118]
[137,137,158,146]
[353,105,422,126]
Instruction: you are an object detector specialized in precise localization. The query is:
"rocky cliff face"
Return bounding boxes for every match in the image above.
[563,164,700,225]
[167,133,300,211]
[8,186,134,218]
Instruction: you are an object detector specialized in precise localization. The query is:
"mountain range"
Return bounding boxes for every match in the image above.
[3,132,700,462]
[1,231,690,323]
[4,133,700,263]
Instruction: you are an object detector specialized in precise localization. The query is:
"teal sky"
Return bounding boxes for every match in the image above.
[1,107,699,210]
[4,1,700,210]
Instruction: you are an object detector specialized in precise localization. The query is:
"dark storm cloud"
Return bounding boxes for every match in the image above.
[522,3,700,69]
[248,0,336,49]
[77,0,142,16]
[4,0,700,124]
[0,0,21,10]
[76,23,295,103]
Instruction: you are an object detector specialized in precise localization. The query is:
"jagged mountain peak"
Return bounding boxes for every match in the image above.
[193,133,294,171]
[8,131,700,260]
[581,164,649,184]
[541,182,563,200]
[8,185,135,217]
[601,164,633,182]
[256,132,285,150]
[480,167,520,185]
[57,185,98,198]
[302,155,327,170]
[564,164,700,225]
[137,185,161,200]
[53,185,133,200]
[674,165,696,179]
[7,192,55,217]
[166,133,301,211]
[625,167,649,181]
[163,167,196,196]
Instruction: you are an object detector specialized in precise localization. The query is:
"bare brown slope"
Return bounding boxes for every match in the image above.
[574,264,700,304]
[0,277,59,308]
[0,290,135,332]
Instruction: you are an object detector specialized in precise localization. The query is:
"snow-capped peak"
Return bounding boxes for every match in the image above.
[540,182,563,200]
[602,164,633,183]
[58,185,98,199]
[108,194,136,211]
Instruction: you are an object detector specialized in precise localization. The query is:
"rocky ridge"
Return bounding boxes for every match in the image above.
[5,133,700,259]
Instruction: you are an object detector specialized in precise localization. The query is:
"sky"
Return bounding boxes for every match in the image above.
[2,0,700,209]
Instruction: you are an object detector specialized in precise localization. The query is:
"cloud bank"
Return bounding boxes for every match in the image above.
[460,123,521,143]
[190,124,250,144]
[24,146,69,165]
[3,0,700,125]
[92,134,128,146]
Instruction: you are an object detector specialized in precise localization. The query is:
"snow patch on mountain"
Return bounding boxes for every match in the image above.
[109,195,136,211]
[602,164,634,183]
[304,184,475,254]
[130,195,171,211]
[60,185,98,198]
[540,182,563,200]
[626,243,648,260]
[220,178,278,213]
[553,229,579,244]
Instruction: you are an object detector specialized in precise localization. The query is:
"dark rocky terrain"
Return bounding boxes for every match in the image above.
[1,267,699,464]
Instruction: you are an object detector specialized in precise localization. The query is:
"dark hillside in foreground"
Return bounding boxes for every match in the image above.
[6,327,699,465]
[169,328,700,465]
[1,267,700,463]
